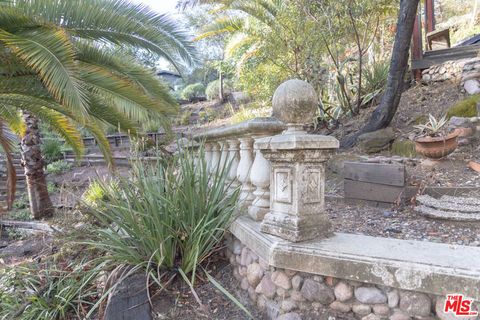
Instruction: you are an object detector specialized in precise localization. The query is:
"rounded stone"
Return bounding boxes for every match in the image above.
[300,279,335,304]
[240,247,252,266]
[399,292,431,317]
[389,309,411,320]
[281,299,298,313]
[277,312,302,320]
[291,275,303,291]
[355,287,387,304]
[330,301,352,313]
[334,281,353,302]
[248,286,257,303]
[353,303,372,316]
[388,290,400,308]
[373,304,391,316]
[272,79,318,125]
[246,263,264,287]
[240,277,249,290]
[272,271,292,290]
[257,295,267,311]
[290,290,305,302]
[362,314,382,320]
[233,239,242,254]
[239,266,247,277]
[255,275,277,299]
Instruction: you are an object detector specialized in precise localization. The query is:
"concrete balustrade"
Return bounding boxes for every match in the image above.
[191,80,480,319]
[193,117,285,212]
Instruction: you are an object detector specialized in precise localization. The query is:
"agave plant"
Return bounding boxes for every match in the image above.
[0,0,197,218]
[414,114,449,138]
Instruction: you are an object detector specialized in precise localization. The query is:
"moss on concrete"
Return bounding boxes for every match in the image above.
[391,140,416,157]
[446,95,479,119]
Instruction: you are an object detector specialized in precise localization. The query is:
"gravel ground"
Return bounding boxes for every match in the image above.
[326,200,480,246]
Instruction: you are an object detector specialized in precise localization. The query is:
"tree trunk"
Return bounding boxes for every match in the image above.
[219,68,225,102]
[20,112,54,219]
[341,0,420,148]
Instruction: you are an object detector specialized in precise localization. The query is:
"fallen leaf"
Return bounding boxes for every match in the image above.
[468,161,480,173]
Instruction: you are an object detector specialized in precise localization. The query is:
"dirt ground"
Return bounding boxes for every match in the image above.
[328,81,466,141]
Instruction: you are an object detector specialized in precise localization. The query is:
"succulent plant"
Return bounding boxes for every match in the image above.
[414,114,449,138]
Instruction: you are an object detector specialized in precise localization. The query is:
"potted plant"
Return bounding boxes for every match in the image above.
[413,114,459,159]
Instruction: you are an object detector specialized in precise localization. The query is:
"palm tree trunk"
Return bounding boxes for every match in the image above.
[20,112,54,219]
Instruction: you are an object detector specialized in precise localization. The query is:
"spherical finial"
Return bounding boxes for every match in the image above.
[272,79,318,125]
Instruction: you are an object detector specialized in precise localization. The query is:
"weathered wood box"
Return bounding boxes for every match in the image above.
[343,161,405,205]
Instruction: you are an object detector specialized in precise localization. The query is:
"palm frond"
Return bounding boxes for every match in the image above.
[0,105,25,135]
[0,27,90,119]
[79,63,177,121]
[0,118,17,210]
[75,42,177,106]
[0,94,84,159]
[196,16,245,40]
[9,0,197,68]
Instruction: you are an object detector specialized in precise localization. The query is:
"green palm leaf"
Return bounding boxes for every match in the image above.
[0,118,17,210]
[0,27,90,119]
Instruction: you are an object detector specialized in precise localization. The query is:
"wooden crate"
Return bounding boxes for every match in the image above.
[343,162,405,204]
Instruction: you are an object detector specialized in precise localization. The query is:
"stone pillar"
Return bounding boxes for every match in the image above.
[210,142,220,173]
[248,136,271,221]
[257,79,339,242]
[237,137,255,207]
[227,139,240,189]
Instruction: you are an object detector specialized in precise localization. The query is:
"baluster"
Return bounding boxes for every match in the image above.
[204,142,213,173]
[248,135,271,221]
[210,142,220,173]
[237,137,255,207]
[227,139,240,190]
[218,140,229,173]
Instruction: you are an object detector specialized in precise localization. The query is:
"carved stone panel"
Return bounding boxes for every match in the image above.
[274,167,292,204]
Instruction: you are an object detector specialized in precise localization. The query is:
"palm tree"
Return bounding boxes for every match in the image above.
[0,0,196,218]
[195,0,282,72]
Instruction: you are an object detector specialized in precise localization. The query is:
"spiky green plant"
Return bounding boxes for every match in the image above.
[0,0,197,218]
[82,143,249,316]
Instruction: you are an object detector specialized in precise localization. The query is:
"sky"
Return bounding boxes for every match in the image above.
[135,0,179,14]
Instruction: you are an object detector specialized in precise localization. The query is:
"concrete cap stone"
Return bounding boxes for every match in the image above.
[255,133,339,150]
[272,79,318,125]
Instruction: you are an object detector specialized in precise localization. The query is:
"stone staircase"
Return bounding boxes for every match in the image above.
[0,154,26,207]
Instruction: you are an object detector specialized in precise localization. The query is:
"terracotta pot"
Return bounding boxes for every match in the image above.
[414,130,459,159]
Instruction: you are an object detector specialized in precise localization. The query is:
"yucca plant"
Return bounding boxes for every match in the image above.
[0,0,197,218]
[414,114,449,138]
[82,143,248,317]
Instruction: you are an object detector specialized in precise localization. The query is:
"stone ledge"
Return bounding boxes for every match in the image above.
[192,117,285,141]
[231,216,480,300]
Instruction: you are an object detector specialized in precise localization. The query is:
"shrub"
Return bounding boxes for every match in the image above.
[361,60,389,106]
[391,140,416,157]
[206,79,221,100]
[446,95,479,119]
[84,144,241,289]
[230,104,271,124]
[46,160,72,175]
[8,208,31,221]
[205,79,234,100]
[181,83,206,101]
[82,179,119,207]
[41,138,63,164]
